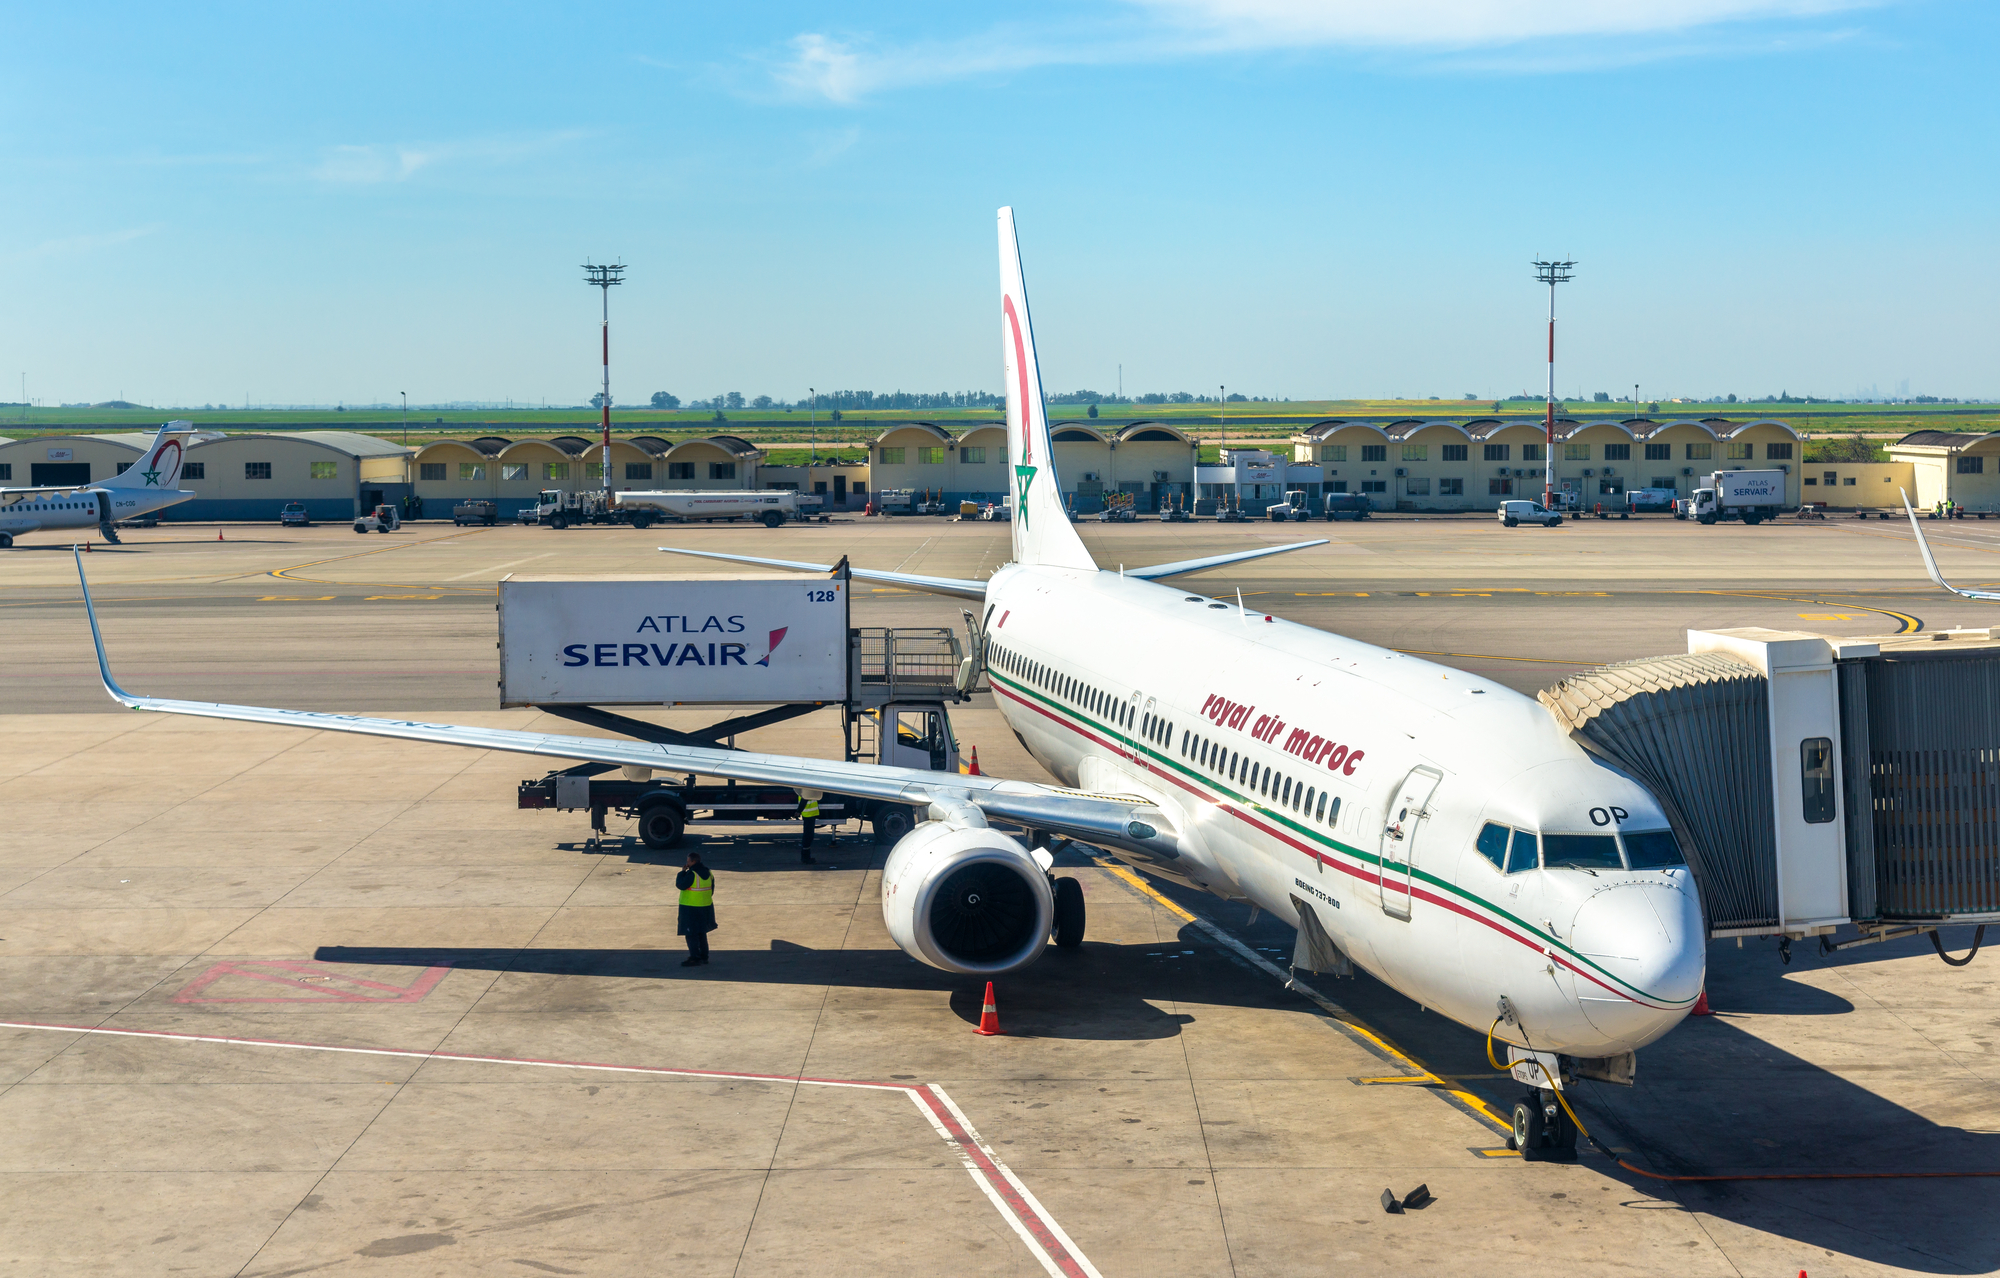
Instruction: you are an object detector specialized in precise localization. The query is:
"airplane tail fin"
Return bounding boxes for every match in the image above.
[999,208,1095,571]
[101,422,209,492]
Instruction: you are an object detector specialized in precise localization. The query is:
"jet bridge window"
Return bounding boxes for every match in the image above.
[1800,737,1835,823]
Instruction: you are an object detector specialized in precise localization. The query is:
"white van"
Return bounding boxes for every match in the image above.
[1497,500,1562,528]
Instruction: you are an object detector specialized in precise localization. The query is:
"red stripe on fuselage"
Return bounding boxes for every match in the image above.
[991,678,1659,1008]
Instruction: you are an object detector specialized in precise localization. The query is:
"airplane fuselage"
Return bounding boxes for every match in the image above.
[982,562,1704,1059]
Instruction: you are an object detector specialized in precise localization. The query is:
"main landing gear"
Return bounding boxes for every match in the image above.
[1052,875,1086,948]
[1510,1089,1578,1161]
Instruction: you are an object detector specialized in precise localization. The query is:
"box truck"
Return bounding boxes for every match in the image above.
[1691,470,1786,525]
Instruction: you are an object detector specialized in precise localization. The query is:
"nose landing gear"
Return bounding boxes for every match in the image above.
[1510,1090,1579,1161]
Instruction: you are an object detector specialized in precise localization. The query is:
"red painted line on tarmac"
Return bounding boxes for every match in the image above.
[0,1019,1100,1277]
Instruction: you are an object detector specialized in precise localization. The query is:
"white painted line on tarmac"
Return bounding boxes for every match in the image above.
[0,1018,1100,1278]
[443,552,553,581]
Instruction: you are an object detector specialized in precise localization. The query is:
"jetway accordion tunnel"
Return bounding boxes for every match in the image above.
[1542,627,2000,945]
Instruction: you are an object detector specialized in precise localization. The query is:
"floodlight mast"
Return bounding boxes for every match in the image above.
[1532,258,1576,509]
[583,261,626,504]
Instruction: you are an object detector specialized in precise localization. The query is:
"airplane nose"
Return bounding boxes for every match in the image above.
[1567,879,1706,1050]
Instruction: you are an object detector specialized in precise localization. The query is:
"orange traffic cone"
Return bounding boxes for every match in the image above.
[84,540,90,552]
[967,747,982,777]
[1691,990,1712,1015]
[974,981,1002,1035]
[216,528,224,541]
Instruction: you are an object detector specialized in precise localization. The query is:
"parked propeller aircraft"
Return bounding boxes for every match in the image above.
[73,210,1703,1155]
[1,422,211,546]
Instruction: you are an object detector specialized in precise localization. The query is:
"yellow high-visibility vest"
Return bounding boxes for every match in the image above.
[798,796,820,820]
[679,871,714,908]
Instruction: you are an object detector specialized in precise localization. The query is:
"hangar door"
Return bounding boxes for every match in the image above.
[32,462,91,486]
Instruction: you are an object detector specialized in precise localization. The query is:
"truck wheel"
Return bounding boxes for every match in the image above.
[550,514,568,530]
[1502,516,1517,527]
[1053,876,1086,948]
[1698,516,1715,526]
[762,510,783,529]
[873,808,913,845]
[1743,514,1760,526]
[637,803,686,849]
[632,515,654,530]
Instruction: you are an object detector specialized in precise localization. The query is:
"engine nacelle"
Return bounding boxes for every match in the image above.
[882,821,1053,976]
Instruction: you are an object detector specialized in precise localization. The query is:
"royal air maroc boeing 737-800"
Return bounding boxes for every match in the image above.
[3,422,210,546]
[74,209,1704,1152]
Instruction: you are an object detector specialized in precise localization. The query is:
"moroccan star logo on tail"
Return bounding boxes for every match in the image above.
[140,466,162,486]
[1014,465,1035,530]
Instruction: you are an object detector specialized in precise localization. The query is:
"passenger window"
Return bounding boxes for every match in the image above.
[1304,786,1315,816]
[1315,791,1328,822]
[1800,738,1835,823]
[1475,822,1509,870]
[1624,829,1686,868]
[1506,829,1539,873]
[1329,795,1342,826]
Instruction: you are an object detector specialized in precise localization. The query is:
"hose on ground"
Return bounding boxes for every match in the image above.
[1484,1014,2000,1182]
[1932,925,1986,967]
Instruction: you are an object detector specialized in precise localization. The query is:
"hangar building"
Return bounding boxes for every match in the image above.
[0,431,413,521]
[867,420,1199,512]
[408,434,767,517]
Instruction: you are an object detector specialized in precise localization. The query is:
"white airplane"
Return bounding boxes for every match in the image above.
[1,422,209,546]
[72,210,1704,1154]
[1901,487,2000,600]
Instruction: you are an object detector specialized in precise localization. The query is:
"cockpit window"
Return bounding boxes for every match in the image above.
[1505,829,1538,874]
[1543,833,1623,871]
[1623,829,1686,869]
[1475,822,1509,870]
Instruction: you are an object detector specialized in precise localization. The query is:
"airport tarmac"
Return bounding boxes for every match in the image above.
[3,513,1999,1276]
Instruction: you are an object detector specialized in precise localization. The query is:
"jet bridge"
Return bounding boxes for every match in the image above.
[1541,626,2000,947]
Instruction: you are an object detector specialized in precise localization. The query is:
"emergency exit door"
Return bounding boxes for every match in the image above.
[1377,766,1443,921]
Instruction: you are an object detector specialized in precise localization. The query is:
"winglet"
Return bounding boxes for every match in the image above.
[1898,488,2000,600]
[74,547,143,708]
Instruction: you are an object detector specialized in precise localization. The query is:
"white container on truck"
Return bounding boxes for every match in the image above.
[1691,470,1786,525]
[1625,487,1678,513]
[610,490,802,529]
[498,575,849,706]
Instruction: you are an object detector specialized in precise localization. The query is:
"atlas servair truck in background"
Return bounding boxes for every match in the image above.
[499,573,976,849]
[1691,469,1787,525]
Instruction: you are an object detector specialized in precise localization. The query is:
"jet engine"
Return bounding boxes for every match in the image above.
[882,816,1054,976]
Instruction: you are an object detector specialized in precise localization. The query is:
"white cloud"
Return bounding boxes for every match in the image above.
[1131,0,1872,48]
[308,131,591,184]
[768,0,1883,103]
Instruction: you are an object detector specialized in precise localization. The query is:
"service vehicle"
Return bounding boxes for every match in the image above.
[1691,469,1785,525]
[452,499,498,526]
[610,489,805,529]
[1498,499,1563,528]
[1322,492,1371,521]
[1624,487,1678,514]
[872,488,917,515]
[1096,492,1137,522]
[1672,498,1695,520]
[1266,489,1310,522]
[352,504,400,534]
[279,502,311,528]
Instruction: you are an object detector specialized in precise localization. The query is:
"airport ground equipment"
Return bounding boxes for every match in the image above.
[1322,493,1371,521]
[1541,626,2000,954]
[1691,469,1785,525]
[1497,499,1562,528]
[872,488,917,515]
[1265,490,1310,521]
[352,504,400,533]
[1158,492,1191,522]
[501,572,975,846]
[452,499,498,526]
[1095,492,1137,522]
[1625,487,1677,514]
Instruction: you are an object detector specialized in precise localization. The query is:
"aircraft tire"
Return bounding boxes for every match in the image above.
[1052,876,1086,948]
[636,802,686,849]
[1511,1098,1546,1156]
[0,532,11,547]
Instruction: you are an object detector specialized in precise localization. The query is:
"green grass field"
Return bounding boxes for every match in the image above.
[7,399,1994,444]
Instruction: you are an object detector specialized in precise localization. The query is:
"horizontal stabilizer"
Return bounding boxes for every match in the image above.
[657,545,987,601]
[1901,489,2000,601]
[1126,538,1328,581]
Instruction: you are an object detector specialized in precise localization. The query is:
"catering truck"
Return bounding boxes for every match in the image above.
[500,573,976,848]
[1691,470,1787,525]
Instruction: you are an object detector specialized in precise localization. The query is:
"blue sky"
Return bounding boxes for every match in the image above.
[3,1,1994,408]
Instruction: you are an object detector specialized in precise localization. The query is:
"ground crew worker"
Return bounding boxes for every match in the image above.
[796,791,820,864]
[676,851,715,966]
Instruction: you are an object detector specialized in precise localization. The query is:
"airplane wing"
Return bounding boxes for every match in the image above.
[1901,488,2000,601]
[73,550,1181,861]
[655,537,1330,596]
[656,546,989,601]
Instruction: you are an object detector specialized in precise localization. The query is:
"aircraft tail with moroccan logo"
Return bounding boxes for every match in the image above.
[999,207,1095,572]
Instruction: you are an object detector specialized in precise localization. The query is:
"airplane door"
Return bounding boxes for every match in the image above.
[1377,766,1443,921]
